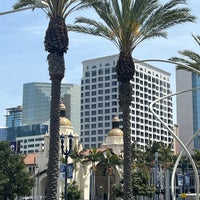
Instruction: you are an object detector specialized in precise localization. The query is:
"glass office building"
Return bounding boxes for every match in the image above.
[5,106,22,128]
[22,82,81,134]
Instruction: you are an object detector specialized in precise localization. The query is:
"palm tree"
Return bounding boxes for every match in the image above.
[70,145,83,180]
[69,1,195,199]
[100,149,122,200]
[13,1,89,199]
[158,143,174,169]
[84,148,104,200]
[170,34,200,70]
[192,149,200,168]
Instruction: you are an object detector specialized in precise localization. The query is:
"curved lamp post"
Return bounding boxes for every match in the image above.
[60,133,73,200]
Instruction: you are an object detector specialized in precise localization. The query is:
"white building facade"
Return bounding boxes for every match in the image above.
[80,55,174,150]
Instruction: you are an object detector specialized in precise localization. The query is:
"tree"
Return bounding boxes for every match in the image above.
[67,180,82,200]
[131,164,155,199]
[69,1,195,199]
[158,143,174,169]
[0,142,34,200]
[113,159,155,200]
[13,1,89,199]
[100,149,122,200]
[170,34,200,71]
[70,145,83,180]
[192,149,200,168]
[84,148,104,200]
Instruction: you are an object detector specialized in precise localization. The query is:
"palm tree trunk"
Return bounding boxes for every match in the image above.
[46,53,65,199]
[119,81,134,200]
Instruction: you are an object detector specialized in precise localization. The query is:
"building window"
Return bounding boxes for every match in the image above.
[92,85,96,89]
[105,89,110,94]
[85,79,90,83]
[85,92,90,97]
[85,124,90,129]
[92,71,97,76]
[85,85,90,90]
[91,110,96,115]
[98,123,103,127]
[91,104,96,109]
[91,124,96,128]
[85,71,90,77]
[105,82,110,87]
[98,69,103,75]
[105,109,110,114]
[91,117,96,122]
[91,131,96,135]
[98,103,103,107]
[105,102,110,107]
[98,77,103,81]
[98,136,103,141]
[98,116,103,121]
[85,98,90,103]
[98,110,103,114]
[105,68,110,74]
[98,83,103,88]
[98,90,103,94]
[92,98,96,102]
[105,76,110,81]
[105,122,110,127]
[92,91,96,96]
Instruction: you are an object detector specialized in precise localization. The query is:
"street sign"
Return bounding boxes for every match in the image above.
[177,174,183,186]
[185,173,190,186]
[60,163,73,179]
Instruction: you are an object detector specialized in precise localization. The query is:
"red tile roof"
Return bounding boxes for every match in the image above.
[24,153,37,165]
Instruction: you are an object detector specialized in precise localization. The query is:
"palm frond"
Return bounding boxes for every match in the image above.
[169,34,200,71]
[13,0,35,9]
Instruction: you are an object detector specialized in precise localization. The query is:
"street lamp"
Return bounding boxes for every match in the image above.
[60,133,73,200]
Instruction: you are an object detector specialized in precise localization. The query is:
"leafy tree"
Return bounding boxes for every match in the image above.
[69,1,195,199]
[192,149,200,168]
[113,163,155,200]
[67,180,82,200]
[170,34,200,71]
[132,164,155,199]
[84,148,104,200]
[70,145,83,180]
[158,143,174,169]
[145,142,174,167]
[100,149,122,200]
[13,1,90,199]
[0,142,34,200]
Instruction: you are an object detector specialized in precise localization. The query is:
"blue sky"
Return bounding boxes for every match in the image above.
[0,0,199,127]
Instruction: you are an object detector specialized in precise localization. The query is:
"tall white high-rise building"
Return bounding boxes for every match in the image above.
[80,55,173,149]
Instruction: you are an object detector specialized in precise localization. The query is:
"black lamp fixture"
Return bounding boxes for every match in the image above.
[60,133,73,200]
